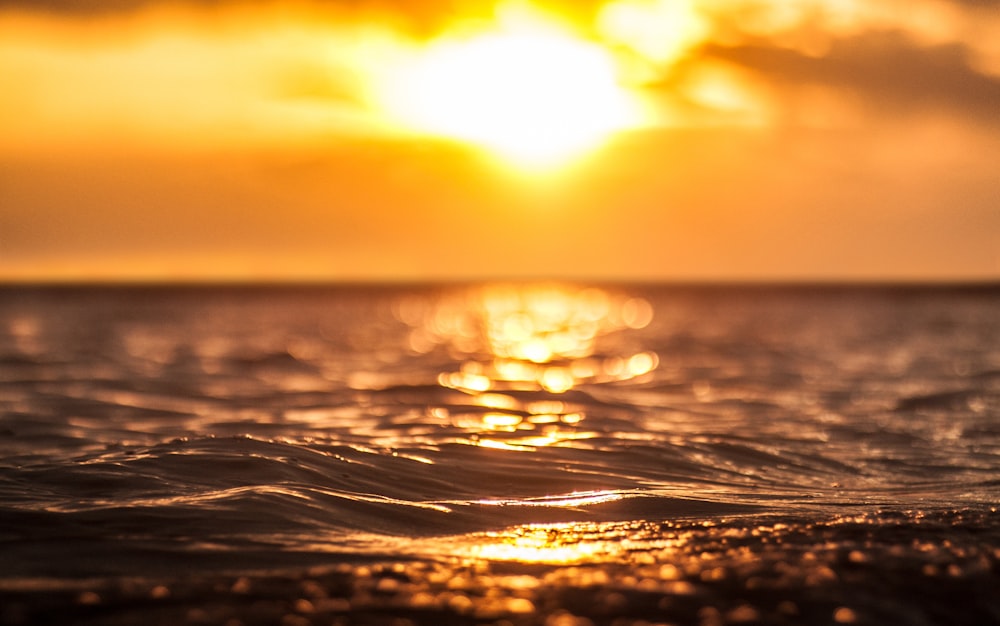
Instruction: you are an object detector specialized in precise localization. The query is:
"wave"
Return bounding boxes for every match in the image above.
[0,284,997,586]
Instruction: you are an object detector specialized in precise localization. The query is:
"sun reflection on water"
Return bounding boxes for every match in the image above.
[473,491,626,508]
[462,523,627,564]
[394,284,657,450]
[394,286,659,448]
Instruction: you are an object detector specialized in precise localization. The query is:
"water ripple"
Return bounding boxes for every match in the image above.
[0,284,997,570]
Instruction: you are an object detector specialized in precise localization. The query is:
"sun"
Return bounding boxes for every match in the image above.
[373,5,642,170]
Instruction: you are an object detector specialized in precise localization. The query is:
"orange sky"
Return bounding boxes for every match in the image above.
[1,0,998,282]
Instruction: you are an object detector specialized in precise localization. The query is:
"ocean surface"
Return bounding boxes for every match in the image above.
[0,283,997,625]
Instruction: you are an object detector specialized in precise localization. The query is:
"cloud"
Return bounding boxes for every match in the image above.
[572,0,1000,128]
[0,0,474,29]
[704,32,1000,125]
[0,0,203,15]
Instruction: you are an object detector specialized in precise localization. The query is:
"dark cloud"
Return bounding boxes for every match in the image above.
[1,0,596,20]
[0,0,508,37]
[952,0,1000,7]
[0,0,485,15]
[0,0,438,20]
[706,32,1000,124]
[0,0,194,14]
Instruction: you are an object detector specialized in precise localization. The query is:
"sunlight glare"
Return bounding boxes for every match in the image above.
[462,521,625,564]
[374,4,642,169]
[598,0,709,67]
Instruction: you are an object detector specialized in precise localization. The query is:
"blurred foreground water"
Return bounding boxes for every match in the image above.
[0,284,998,625]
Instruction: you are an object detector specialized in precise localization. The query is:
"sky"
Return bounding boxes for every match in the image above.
[1,0,998,282]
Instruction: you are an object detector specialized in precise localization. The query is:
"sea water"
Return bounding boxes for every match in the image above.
[0,284,997,625]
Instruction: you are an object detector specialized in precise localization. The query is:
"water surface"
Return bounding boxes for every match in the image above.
[1,284,997,625]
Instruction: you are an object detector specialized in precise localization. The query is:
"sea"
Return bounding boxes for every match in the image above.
[0,283,997,626]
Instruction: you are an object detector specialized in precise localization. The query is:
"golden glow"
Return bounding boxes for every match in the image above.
[475,428,600,451]
[477,491,625,508]
[1,0,993,157]
[683,62,766,114]
[0,6,396,151]
[405,285,657,396]
[373,3,642,169]
[480,286,610,362]
[3,0,997,283]
[400,285,657,452]
[462,523,625,563]
[598,0,709,66]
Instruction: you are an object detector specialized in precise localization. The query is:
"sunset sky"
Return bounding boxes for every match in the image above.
[1,0,998,282]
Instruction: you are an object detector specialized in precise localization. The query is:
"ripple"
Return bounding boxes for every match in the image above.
[0,284,997,588]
